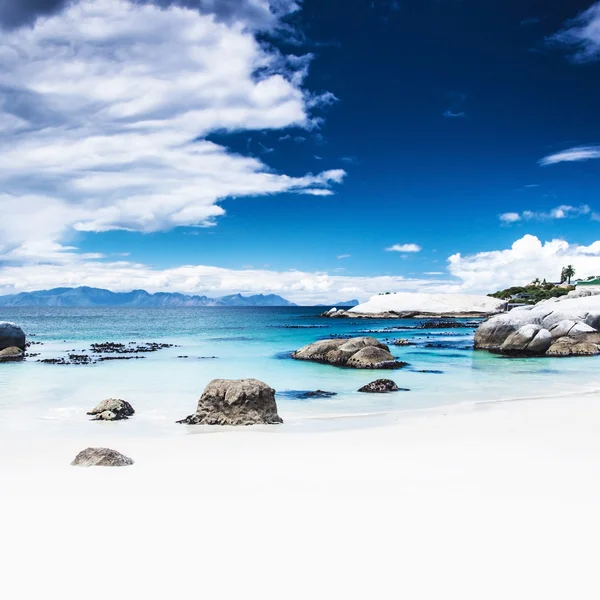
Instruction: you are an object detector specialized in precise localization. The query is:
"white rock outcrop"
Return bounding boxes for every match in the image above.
[323,293,506,318]
[475,291,600,356]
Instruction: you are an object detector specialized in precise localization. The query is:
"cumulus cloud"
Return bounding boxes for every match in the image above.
[0,0,300,30]
[550,1,600,62]
[386,244,422,253]
[0,0,344,259]
[449,234,600,293]
[540,146,600,165]
[499,205,591,224]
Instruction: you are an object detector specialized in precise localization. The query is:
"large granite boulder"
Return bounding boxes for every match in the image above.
[178,379,283,426]
[0,322,25,351]
[87,398,135,421]
[292,337,407,369]
[0,346,24,363]
[71,447,134,467]
[475,292,600,357]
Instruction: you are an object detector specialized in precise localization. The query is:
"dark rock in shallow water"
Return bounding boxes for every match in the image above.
[88,398,134,420]
[0,322,26,351]
[279,390,337,400]
[389,338,413,346]
[0,346,24,362]
[292,337,408,370]
[71,447,134,467]
[178,378,283,426]
[419,320,480,329]
[413,369,444,374]
[358,379,404,393]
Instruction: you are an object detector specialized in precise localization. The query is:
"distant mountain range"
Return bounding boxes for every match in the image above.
[0,287,297,307]
[331,299,359,307]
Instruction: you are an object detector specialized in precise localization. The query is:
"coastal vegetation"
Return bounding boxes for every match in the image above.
[488,280,574,304]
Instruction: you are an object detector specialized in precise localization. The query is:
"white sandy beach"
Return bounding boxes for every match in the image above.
[1,392,599,600]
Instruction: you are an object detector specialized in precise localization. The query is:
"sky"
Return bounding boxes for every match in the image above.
[1,0,600,303]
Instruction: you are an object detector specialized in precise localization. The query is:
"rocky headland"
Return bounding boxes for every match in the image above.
[323,292,506,319]
[474,291,600,357]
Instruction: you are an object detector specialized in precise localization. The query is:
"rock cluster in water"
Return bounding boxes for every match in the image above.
[36,340,175,365]
[88,398,135,421]
[178,378,283,426]
[71,447,134,467]
[292,337,407,369]
[475,291,600,357]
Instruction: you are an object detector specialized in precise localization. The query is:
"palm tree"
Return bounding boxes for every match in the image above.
[563,265,576,285]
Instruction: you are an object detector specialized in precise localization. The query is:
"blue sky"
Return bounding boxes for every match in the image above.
[1,0,600,303]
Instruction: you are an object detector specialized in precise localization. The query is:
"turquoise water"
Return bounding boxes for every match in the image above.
[1,306,599,436]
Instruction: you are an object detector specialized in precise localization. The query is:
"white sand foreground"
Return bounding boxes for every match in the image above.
[1,393,600,599]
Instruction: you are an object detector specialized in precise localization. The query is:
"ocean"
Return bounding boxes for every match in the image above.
[0,306,597,438]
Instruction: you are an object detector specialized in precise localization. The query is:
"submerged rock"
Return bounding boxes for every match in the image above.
[87,398,135,420]
[358,379,404,393]
[292,337,407,369]
[0,322,26,351]
[390,338,413,346]
[0,346,24,363]
[178,378,283,426]
[296,390,337,399]
[71,447,134,467]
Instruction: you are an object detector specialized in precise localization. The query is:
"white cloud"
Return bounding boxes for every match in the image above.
[442,110,465,118]
[386,244,422,253]
[337,254,351,259]
[550,1,600,62]
[499,205,591,224]
[540,146,600,165]
[0,0,344,258]
[499,212,522,224]
[449,234,600,292]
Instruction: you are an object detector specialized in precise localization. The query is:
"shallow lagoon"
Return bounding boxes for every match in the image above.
[1,306,598,439]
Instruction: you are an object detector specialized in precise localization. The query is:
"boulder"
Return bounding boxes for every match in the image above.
[548,320,576,339]
[0,346,24,363]
[346,346,406,369]
[358,379,403,393]
[0,322,25,351]
[526,329,553,354]
[546,338,600,357]
[178,379,283,426]
[390,338,413,346]
[87,398,134,420]
[500,324,541,353]
[292,337,407,369]
[71,447,134,467]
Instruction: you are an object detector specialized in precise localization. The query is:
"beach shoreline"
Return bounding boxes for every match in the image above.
[2,390,600,599]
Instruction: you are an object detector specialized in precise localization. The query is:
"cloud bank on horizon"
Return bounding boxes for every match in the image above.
[3,234,600,303]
